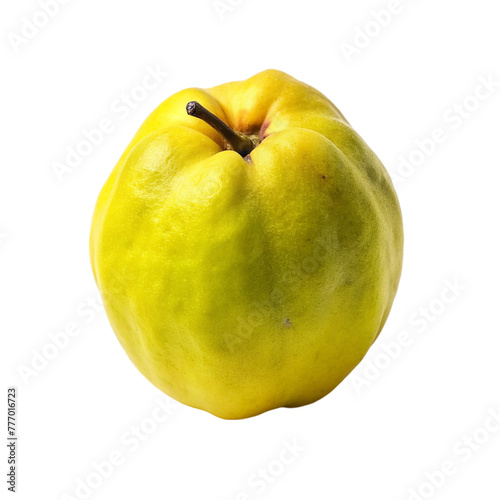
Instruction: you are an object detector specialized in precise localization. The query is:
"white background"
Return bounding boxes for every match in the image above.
[1,0,500,499]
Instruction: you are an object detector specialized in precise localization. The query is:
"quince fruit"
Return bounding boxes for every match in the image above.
[90,70,403,419]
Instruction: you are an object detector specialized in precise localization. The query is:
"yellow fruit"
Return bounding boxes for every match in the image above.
[90,69,403,419]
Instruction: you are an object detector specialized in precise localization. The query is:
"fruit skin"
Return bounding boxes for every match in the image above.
[90,69,403,419]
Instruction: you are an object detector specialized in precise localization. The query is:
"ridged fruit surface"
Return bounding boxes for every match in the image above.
[90,70,403,419]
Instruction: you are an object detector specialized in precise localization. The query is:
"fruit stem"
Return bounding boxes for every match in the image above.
[186,101,255,157]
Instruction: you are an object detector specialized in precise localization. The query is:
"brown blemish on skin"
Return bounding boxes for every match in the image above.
[322,175,326,179]
[283,318,292,328]
[259,120,270,140]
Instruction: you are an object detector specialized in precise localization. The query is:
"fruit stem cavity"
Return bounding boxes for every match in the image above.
[186,101,255,157]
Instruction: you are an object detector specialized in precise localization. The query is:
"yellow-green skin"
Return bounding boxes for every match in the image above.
[90,70,403,419]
